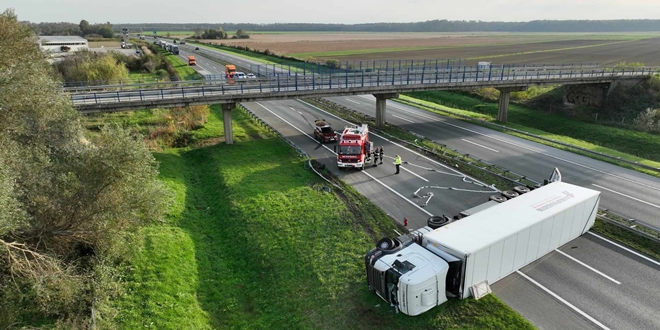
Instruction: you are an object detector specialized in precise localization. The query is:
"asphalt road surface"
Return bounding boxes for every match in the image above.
[327,95,660,230]
[159,40,660,330]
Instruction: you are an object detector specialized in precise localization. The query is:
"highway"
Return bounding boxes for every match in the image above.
[161,37,660,330]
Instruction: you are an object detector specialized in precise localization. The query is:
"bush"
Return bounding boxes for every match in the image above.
[57,51,129,83]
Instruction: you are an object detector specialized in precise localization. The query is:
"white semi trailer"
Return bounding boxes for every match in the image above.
[365,177,600,316]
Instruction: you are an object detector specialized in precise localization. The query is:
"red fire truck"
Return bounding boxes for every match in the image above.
[336,124,373,170]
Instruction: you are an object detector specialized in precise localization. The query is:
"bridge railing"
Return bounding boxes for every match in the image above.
[62,60,602,89]
[70,66,657,106]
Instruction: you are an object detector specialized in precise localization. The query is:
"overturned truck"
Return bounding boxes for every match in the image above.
[365,173,600,316]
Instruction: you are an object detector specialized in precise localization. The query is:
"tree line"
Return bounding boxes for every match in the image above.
[117,19,660,33]
[21,19,114,38]
[192,27,249,39]
[2,10,165,327]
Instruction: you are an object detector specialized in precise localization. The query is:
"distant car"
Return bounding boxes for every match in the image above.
[313,120,337,143]
[195,46,199,50]
[234,72,247,79]
[136,49,140,54]
[247,73,256,78]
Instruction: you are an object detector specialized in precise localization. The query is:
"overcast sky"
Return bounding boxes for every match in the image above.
[5,0,660,24]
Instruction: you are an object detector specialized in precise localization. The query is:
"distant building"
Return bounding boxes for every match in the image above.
[38,36,88,57]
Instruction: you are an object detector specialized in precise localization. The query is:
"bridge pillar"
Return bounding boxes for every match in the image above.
[373,93,399,129]
[222,103,235,145]
[496,87,526,123]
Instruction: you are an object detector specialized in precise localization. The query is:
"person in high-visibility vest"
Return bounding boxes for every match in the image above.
[394,155,402,174]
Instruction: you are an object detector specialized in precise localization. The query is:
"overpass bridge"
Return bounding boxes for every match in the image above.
[69,64,655,144]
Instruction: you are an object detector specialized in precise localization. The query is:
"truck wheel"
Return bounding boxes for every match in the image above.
[502,190,520,199]
[513,186,531,194]
[377,237,395,250]
[427,215,450,229]
[489,195,508,203]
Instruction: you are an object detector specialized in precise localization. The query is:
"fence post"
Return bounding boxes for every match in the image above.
[475,67,479,82]
[361,70,364,87]
[222,84,225,95]
[181,88,185,98]
[377,69,380,86]
[501,66,505,80]
[241,83,244,94]
[345,66,348,87]
[295,72,298,91]
[449,66,452,83]
[277,75,281,91]
[392,67,395,85]
[463,66,466,82]
[488,65,492,81]
[94,93,98,104]
[160,89,164,99]
[407,68,410,84]
[330,69,333,89]
[421,61,426,83]
[313,73,316,89]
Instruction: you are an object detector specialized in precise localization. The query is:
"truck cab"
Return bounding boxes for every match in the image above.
[337,124,372,170]
[187,56,196,66]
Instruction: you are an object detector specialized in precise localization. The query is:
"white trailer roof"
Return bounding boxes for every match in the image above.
[425,182,600,255]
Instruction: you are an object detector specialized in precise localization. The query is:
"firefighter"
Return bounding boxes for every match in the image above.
[379,147,384,165]
[373,149,379,167]
[394,154,402,174]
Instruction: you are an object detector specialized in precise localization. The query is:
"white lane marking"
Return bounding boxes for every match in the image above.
[345,98,361,105]
[297,99,491,187]
[554,249,621,284]
[461,139,500,153]
[516,271,613,330]
[388,102,660,192]
[254,102,433,217]
[391,114,414,123]
[592,184,660,209]
[587,232,660,267]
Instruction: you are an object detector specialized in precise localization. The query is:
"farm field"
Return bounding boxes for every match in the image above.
[198,32,660,66]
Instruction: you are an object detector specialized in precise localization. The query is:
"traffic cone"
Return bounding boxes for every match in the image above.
[404,218,408,227]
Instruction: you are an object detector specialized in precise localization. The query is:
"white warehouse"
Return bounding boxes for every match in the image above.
[38,36,88,56]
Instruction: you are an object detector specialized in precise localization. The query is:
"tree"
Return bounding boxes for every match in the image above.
[235,28,250,39]
[79,19,89,34]
[194,27,202,38]
[97,25,114,38]
[0,10,166,326]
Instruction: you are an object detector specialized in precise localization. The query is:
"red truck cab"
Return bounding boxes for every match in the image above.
[337,124,373,170]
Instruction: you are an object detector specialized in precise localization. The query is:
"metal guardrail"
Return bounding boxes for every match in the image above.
[236,104,340,189]
[306,98,660,244]
[398,98,660,174]
[69,66,657,107]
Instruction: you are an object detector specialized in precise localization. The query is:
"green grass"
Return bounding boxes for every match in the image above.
[157,48,202,80]
[399,92,660,171]
[593,220,660,261]
[128,72,159,81]
[101,105,534,329]
[191,42,330,73]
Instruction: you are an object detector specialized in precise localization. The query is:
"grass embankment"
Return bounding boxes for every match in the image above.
[191,42,331,73]
[302,98,532,191]
[99,105,534,329]
[301,98,660,265]
[156,48,201,80]
[399,92,660,176]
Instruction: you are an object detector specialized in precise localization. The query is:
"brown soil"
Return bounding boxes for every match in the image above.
[202,33,542,55]
[464,37,660,66]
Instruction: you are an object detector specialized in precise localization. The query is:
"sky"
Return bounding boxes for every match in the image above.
[4,0,660,24]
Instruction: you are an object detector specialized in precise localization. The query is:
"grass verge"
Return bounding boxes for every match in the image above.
[98,104,534,329]
[190,41,328,73]
[398,93,660,177]
[301,98,532,191]
[158,48,202,80]
[300,98,660,269]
